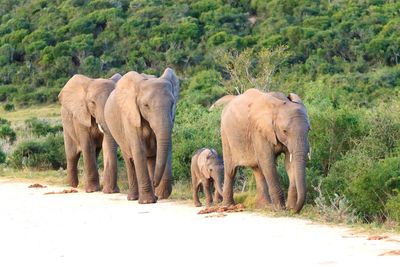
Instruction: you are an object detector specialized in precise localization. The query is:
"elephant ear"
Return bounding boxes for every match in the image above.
[198,149,211,178]
[161,68,179,101]
[288,93,303,104]
[109,73,122,83]
[115,71,144,128]
[249,95,284,146]
[58,74,92,128]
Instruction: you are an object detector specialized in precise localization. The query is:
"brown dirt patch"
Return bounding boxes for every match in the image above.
[28,183,47,188]
[198,204,245,214]
[44,189,78,195]
[368,235,388,241]
[379,250,400,256]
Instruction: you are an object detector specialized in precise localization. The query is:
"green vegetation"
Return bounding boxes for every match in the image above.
[0,0,400,226]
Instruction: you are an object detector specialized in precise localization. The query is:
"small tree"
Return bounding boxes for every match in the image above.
[217,45,290,94]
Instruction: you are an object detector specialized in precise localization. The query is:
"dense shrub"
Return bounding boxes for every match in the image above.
[3,102,14,111]
[25,118,62,136]
[0,147,6,163]
[172,102,221,182]
[8,133,65,170]
[319,102,400,222]
[185,70,224,107]
[386,192,400,223]
[0,117,16,144]
[345,157,400,222]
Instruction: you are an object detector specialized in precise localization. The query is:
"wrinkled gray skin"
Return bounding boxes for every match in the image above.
[104,68,179,204]
[59,73,121,193]
[191,148,224,207]
[221,89,311,213]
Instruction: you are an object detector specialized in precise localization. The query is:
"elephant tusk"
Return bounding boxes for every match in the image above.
[289,153,292,163]
[308,147,312,161]
[98,124,104,133]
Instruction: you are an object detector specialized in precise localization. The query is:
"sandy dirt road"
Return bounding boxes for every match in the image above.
[0,179,399,267]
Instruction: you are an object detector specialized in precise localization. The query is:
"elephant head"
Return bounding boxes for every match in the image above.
[250,90,310,212]
[116,68,179,187]
[58,73,121,131]
[197,149,224,196]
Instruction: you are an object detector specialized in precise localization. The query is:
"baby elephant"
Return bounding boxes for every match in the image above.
[191,148,224,207]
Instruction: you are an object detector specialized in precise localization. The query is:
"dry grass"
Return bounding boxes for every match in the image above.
[0,104,60,124]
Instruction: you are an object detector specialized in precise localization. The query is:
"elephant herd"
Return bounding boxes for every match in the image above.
[59,68,311,212]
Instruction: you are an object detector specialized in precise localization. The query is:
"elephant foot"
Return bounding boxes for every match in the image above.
[255,200,269,209]
[255,196,271,209]
[272,202,286,211]
[155,180,172,199]
[138,193,158,204]
[194,201,202,207]
[286,198,297,211]
[103,186,120,194]
[85,183,100,193]
[214,194,223,203]
[127,192,139,201]
[222,199,235,207]
[205,201,213,207]
[68,178,79,188]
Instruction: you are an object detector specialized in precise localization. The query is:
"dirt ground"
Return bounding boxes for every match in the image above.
[1,179,399,266]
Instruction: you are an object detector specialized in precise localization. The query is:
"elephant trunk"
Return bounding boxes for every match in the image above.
[292,151,307,213]
[153,125,172,188]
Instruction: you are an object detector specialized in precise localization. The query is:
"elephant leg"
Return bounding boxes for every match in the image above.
[64,130,80,188]
[155,150,172,199]
[222,163,237,207]
[222,132,236,207]
[193,184,202,207]
[213,182,222,204]
[285,151,297,210]
[102,134,119,194]
[132,149,157,204]
[81,135,100,193]
[204,179,213,207]
[192,169,202,207]
[258,160,285,211]
[252,136,285,210]
[252,167,272,209]
[147,157,155,183]
[123,154,138,201]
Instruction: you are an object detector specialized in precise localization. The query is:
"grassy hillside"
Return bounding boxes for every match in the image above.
[1,0,400,225]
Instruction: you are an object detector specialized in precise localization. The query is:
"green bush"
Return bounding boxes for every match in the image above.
[3,102,14,111]
[0,85,17,102]
[8,133,66,170]
[345,157,400,222]
[0,118,16,144]
[0,148,6,163]
[172,102,222,182]
[185,69,224,107]
[386,192,400,222]
[25,118,62,136]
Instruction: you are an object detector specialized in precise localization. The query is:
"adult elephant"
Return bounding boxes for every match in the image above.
[59,73,121,193]
[104,68,179,203]
[221,89,311,213]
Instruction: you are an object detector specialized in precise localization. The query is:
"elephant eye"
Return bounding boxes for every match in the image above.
[144,103,149,108]
[283,129,288,134]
